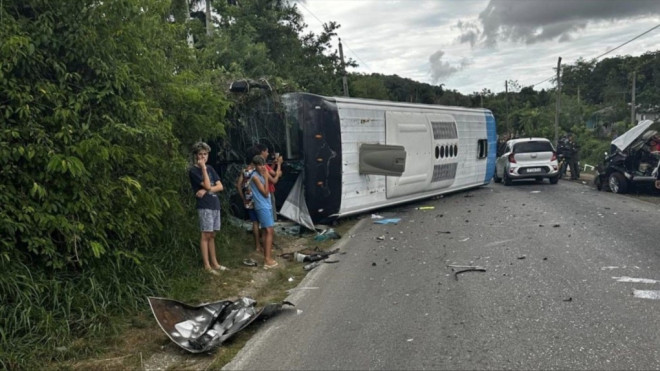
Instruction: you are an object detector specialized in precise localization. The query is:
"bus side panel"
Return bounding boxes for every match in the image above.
[336,105,387,214]
[485,113,497,183]
[385,112,434,198]
[330,100,495,219]
[301,96,342,224]
[450,111,489,188]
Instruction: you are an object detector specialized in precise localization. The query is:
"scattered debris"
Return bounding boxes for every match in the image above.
[552,224,560,228]
[376,235,385,240]
[148,297,294,353]
[313,228,341,241]
[294,248,340,263]
[453,267,486,281]
[242,258,258,267]
[372,262,377,266]
[517,256,526,260]
[371,214,384,219]
[447,264,486,281]
[374,218,401,224]
[303,261,323,271]
[562,297,573,302]
[416,206,435,210]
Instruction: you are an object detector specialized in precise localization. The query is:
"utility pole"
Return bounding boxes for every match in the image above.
[338,38,349,97]
[505,81,510,135]
[554,57,562,147]
[630,71,636,127]
[205,0,212,36]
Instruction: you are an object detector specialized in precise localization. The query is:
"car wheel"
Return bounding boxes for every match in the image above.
[608,172,628,194]
[503,172,512,186]
[549,175,559,184]
[493,169,502,183]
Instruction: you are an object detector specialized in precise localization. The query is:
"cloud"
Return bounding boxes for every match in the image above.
[461,0,660,46]
[429,50,470,83]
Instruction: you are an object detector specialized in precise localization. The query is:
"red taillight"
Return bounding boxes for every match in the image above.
[508,153,516,164]
[551,151,557,161]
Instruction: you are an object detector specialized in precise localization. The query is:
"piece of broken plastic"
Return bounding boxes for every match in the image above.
[374,218,401,225]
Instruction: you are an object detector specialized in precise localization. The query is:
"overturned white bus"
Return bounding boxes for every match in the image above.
[270,92,497,228]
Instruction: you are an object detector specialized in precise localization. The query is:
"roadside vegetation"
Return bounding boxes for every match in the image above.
[2,0,659,368]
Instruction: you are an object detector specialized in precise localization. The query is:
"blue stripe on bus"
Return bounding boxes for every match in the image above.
[484,113,497,183]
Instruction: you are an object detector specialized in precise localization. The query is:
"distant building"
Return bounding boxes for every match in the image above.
[635,107,660,122]
[586,106,615,132]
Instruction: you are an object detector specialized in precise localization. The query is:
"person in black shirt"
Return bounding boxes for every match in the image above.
[188,142,227,275]
[566,134,580,180]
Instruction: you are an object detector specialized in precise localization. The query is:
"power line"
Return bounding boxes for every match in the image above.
[531,22,660,88]
[296,1,372,72]
[593,23,660,60]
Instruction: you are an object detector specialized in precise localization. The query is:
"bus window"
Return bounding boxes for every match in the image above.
[477,139,488,159]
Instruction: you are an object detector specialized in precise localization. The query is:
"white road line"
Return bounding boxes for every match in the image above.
[633,290,660,300]
[612,276,658,284]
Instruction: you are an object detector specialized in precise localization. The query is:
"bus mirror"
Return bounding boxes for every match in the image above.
[359,143,406,176]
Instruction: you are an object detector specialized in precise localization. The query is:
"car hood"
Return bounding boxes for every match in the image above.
[611,120,660,152]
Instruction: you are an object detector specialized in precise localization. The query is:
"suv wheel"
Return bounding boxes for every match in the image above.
[549,175,559,184]
[493,169,502,183]
[503,172,512,186]
[608,172,628,194]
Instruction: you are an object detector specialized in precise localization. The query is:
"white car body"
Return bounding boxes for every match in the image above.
[494,137,559,185]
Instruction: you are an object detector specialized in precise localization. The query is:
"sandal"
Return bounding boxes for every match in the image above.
[263,261,279,270]
[205,268,220,276]
[213,265,229,271]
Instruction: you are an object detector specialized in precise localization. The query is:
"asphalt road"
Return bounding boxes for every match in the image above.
[225,179,660,370]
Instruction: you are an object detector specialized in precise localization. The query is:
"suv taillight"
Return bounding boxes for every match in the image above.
[508,153,516,164]
[551,151,557,161]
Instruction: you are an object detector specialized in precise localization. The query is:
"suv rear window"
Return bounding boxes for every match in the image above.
[513,141,553,153]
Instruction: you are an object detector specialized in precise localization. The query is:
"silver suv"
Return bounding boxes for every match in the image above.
[493,138,559,185]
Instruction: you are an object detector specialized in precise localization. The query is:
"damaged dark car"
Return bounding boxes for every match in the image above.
[594,120,660,193]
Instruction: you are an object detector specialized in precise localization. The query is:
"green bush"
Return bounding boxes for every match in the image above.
[0,1,228,367]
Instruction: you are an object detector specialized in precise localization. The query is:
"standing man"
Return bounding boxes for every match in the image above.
[255,144,282,220]
[188,142,227,275]
[566,134,581,180]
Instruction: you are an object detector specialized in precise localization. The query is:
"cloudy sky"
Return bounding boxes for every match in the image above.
[296,0,660,95]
